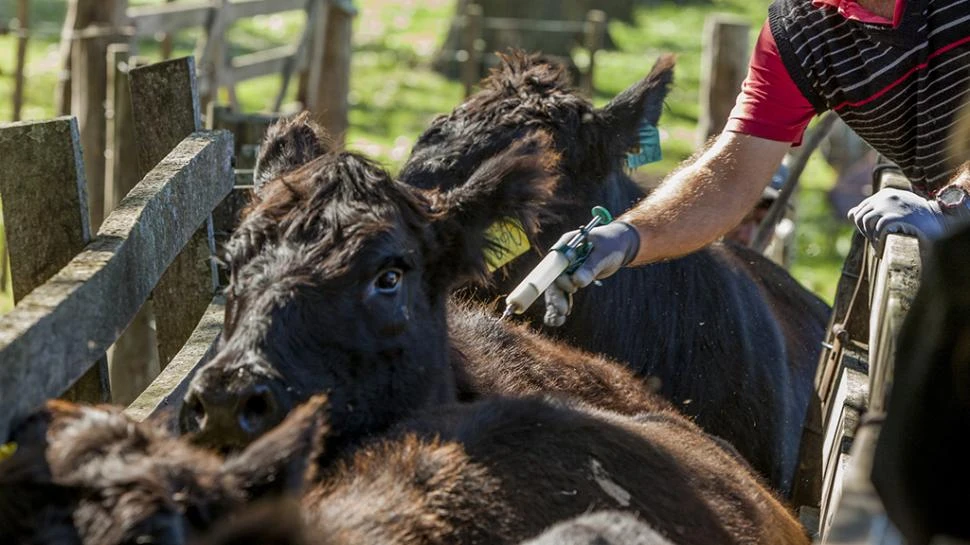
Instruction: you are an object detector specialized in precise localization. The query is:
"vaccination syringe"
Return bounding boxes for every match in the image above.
[501,206,613,319]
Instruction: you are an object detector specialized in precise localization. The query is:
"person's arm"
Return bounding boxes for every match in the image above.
[541,134,789,327]
[623,131,791,265]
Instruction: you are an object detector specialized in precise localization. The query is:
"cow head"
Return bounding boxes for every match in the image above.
[400,51,674,222]
[179,116,559,451]
[0,397,328,545]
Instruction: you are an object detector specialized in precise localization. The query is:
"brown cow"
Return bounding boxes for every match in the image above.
[0,395,808,545]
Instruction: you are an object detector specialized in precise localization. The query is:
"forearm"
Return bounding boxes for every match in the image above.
[620,132,790,265]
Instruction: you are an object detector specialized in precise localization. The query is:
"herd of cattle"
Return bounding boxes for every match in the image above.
[0,51,967,545]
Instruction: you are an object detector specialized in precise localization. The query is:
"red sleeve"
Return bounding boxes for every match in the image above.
[724,20,817,145]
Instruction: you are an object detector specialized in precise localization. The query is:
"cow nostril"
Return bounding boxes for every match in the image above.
[244,392,269,418]
[237,385,278,435]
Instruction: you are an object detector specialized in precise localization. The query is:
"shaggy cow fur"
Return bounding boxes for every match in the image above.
[180,122,676,465]
[1,396,808,545]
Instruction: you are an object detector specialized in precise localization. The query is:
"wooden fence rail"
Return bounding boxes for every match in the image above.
[0,56,238,441]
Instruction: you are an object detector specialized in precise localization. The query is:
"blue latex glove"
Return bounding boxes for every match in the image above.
[543,221,640,327]
[847,188,959,247]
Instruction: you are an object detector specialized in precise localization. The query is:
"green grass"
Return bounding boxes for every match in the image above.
[0,0,853,307]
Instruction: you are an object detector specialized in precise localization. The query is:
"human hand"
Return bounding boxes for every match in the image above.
[543,221,640,327]
[847,188,946,247]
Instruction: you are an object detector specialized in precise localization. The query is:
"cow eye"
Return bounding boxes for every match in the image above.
[374,268,403,293]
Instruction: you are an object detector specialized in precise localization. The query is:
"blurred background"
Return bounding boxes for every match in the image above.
[0,0,862,311]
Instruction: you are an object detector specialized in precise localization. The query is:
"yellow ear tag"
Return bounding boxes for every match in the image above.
[0,442,17,463]
[483,218,531,272]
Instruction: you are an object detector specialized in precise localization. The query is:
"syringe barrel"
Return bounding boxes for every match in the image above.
[504,250,571,314]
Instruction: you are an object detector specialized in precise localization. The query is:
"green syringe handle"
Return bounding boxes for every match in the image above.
[562,206,614,274]
[590,205,613,225]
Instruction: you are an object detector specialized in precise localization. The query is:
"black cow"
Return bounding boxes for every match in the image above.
[180,125,676,460]
[398,51,831,495]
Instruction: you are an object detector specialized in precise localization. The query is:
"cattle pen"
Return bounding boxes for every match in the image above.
[0,57,252,441]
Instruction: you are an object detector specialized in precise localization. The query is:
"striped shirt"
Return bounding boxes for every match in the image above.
[768,0,970,195]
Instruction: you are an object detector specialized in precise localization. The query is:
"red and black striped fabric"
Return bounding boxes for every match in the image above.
[769,0,970,195]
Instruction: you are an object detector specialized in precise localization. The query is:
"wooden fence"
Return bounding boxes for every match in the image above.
[0,56,249,440]
[792,168,922,542]
[55,0,353,230]
[452,3,608,97]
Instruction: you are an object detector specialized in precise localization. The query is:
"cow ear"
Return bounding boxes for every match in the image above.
[253,112,332,196]
[424,131,560,289]
[220,396,329,500]
[592,54,674,156]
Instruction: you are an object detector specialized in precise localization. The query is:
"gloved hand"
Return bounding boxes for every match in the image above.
[543,221,640,327]
[847,188,950,247]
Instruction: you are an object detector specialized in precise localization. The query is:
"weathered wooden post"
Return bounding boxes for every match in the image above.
[70,0,129,231]
[0,117,110,402]
[696,14,750,146]
[306,0,356,141]
[129,57,221,371]
[104,49,160,406]
[105,44,140,213]
[11,0,29,121]
[55,0,81,116]
[581,9,607,97]
[460,3,484,98]
[196,0,229,108]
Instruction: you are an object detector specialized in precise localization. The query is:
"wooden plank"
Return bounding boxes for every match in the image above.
[821,366,868,480]
[866,234,920,414]
[580,10,606,97]
[104,52,159,405]
[480,17,586,33]
[11,0,29,121]
[227,0,306,22]
[0,131,233,441]
[71,0,127,232]
[127,0,307,38]
[105,44,141,214]
[820,422,904,545]
[55,0,81,116]
[310,1,353,140]
[196,0,229,107]
[459,4,483,98]
[273,0,318,112]
[696,14,750,146]
[0,118,91,303]
[130,58,203,169]
[127,1,213,38]
[129,57,220,368]
[0,116,111,403]
[228,46,299,84]
[125,296,225,425]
